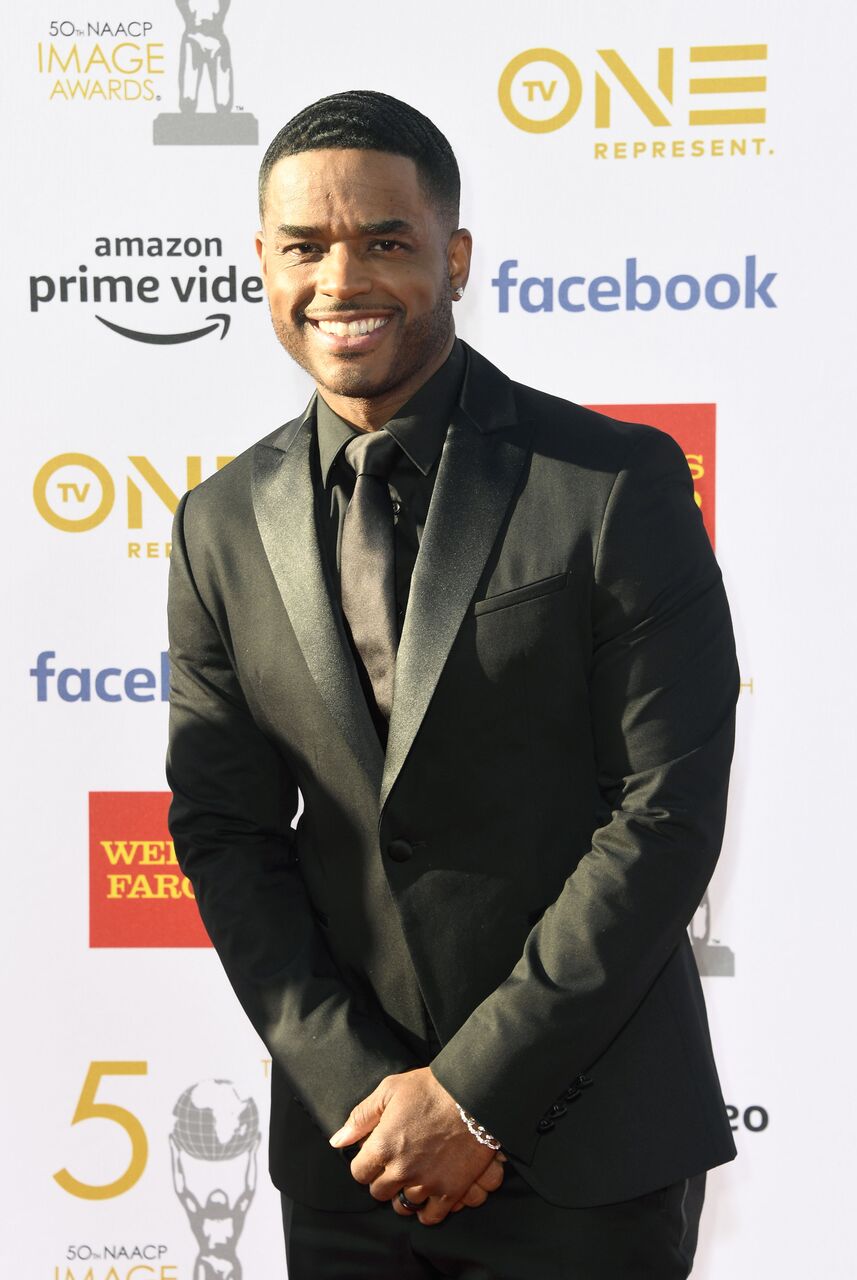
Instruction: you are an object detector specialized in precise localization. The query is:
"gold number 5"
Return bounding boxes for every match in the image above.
[53,1061,148,1199]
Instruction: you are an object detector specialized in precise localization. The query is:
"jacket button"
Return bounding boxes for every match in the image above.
[536,1117,555,1134]
[387,838,414,863]
[548,1102,567,1118]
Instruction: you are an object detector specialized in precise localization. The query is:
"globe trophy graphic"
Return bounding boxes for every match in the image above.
[170,1080,260,1280]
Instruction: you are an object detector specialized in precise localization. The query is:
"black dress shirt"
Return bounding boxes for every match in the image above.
[314,338,466,740]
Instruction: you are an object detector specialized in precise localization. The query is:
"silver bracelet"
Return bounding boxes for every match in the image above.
[455,1104,502,1150]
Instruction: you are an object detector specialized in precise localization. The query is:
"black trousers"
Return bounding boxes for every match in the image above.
[281,1167,706,1279]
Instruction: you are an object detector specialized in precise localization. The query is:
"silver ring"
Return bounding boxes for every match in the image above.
[398,1188,429,1211]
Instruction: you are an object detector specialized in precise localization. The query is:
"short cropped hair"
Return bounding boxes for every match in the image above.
[258,89,460,226]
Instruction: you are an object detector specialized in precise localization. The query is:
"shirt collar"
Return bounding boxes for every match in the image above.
[315,338,466,485]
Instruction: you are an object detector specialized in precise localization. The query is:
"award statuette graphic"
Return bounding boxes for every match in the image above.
[690,890,736,976]
[170,1080,260,1280]
[153,1,258,145]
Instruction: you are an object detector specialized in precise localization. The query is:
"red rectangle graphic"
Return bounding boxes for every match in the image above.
[587,404,716,547]
[89,791,211,948]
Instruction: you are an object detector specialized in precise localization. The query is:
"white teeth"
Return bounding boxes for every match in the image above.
[316,316,390,337]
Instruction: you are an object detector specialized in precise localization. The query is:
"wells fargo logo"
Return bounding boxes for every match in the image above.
[90,792,210,947]
[33,453,232,559]
[588,404,716,545]
[499,44,771,161]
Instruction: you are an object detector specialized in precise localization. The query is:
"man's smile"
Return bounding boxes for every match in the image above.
[305,310,397,353]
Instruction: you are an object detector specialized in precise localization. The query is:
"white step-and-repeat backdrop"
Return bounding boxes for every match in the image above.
[4,1,854,1275]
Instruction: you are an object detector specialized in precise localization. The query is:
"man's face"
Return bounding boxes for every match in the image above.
[256,149,470,406]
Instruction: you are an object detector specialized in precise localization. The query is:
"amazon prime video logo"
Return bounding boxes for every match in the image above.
[690,891,735,976]
[28,233,263,345]
[170,1080,261,1279]
[153,0,258,145]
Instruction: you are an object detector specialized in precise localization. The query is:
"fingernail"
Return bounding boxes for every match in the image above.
[329,1127,349,1147]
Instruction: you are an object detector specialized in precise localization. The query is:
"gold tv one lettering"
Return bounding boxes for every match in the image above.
[498,44,768,133]
[33,454,233,532]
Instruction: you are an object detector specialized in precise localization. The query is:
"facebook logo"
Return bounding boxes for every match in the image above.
[492,256,777,313]
[30,650,171,702]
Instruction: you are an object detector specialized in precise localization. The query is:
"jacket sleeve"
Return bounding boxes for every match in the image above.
[430,426,739,1163]
[166,490,417,1138]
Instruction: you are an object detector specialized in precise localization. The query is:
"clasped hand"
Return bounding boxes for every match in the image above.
[329,1066,506,1225]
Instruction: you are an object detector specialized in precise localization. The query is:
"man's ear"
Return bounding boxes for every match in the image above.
[447,227,473,294]
[255,229,267,284]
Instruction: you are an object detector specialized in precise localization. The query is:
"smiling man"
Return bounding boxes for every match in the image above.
[259,144,469,426]
[167,91,739,1277]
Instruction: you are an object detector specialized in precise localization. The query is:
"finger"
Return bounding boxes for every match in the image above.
[417,1194,456,1227]
[474,1159,505,1194]
[368,1168,406,1201]
[391,1185,429,1216]
[348,1137,389,1188]
[329,1081,389,1148]
[460,1183,489,1208]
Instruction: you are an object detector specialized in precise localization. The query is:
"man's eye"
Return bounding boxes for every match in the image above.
[370,240,407,252]
[282,243,322,257]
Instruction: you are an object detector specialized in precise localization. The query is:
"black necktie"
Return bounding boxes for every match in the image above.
[340,430,400,721]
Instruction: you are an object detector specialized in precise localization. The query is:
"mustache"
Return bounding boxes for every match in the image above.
[302,304,401,319]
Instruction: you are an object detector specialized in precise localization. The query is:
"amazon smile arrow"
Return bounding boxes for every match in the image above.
[95,313,231,344]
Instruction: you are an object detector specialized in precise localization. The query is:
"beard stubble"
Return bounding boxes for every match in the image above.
[270,286,455,404]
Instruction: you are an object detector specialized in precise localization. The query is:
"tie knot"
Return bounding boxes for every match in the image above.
[344,430,399,479]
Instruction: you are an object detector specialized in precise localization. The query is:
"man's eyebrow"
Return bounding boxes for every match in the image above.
[275,224,321,238]
[274,219,415,238]
[358,219,415,236]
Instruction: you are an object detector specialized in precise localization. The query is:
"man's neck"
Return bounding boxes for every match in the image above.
[314,332,456,433]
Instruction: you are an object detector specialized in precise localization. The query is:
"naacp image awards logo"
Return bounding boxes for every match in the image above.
[153,0,258,145]
[691,891,735,976]
[170,1080,260,1279]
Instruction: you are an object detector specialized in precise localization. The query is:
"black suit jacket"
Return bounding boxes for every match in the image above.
[167,341,739,1210]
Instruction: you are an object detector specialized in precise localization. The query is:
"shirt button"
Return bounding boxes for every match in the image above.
[387,839,414,863]
[536,1118,555,1134]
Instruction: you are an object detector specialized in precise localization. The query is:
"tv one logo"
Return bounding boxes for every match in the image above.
[32,452,232,559]
[498,43,771,160]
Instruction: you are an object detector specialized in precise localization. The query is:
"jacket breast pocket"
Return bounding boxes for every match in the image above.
[473,571,570,617]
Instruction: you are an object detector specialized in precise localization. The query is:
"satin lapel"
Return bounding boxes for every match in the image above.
[381,410,532,811]
[252,413,384,790]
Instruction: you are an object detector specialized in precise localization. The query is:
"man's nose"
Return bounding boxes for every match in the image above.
[316,244,372,301]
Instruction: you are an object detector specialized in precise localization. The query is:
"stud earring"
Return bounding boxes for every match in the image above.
[452,284,465,299]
